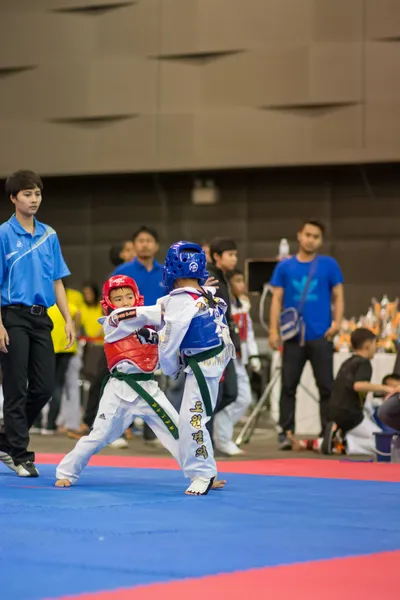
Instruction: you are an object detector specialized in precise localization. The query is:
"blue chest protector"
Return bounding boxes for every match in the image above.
[180,292,226,351]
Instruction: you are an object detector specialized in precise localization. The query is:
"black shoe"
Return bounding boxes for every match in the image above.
[321,422,345,455]
[16,461,39,477]
[278,432,292,451]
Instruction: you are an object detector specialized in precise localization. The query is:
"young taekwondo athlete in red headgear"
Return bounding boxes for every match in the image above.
[101,275,157,373]
[100,275,144,315]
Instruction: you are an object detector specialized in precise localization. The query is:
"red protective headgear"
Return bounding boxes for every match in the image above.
[101,275,144,315]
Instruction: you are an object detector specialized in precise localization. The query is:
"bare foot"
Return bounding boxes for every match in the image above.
[211,479,226,490]
[55,479,72,488]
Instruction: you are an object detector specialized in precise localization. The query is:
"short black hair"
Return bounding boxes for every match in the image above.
[132,226,159,243]
[82,282,100,305]
[5,170,43,198]
[350,328,376,351]
[382,373,400,385]
[299,220,325,236]
[209,237,237,264]
[109,244,124,267]
[226,268,243,280]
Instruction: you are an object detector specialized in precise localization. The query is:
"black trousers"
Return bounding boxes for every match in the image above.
[0,306,55,464]
[279,338,333,435]
[215,359,238,414]
[46,353,72,430]
[83,350,108,429]
[208,359,238,438]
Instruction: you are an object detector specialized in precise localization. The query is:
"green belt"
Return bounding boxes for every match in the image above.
[184,344,224,417]
[101,371,179,440]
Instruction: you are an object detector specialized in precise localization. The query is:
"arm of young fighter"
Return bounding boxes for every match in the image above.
[158,295,198,377]
[102,305,162,342]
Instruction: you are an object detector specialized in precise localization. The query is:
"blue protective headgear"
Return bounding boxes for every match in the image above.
[163,241,209,293]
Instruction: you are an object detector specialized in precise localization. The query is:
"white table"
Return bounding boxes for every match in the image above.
[269,351,396,435]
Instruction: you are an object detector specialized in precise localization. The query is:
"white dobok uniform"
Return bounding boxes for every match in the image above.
[157,287,235,480]
[56,305,181,484]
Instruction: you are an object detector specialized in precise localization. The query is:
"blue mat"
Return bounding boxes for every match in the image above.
[1,465,399,600]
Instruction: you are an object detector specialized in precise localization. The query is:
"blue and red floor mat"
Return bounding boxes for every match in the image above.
[1,455,399,600]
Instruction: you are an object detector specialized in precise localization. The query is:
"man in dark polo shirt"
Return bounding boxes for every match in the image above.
[0,170,75,477]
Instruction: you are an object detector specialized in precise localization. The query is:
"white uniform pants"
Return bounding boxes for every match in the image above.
[345,415,381,455]
[57,352,82,431]
[179,373,220,480]
[56,379,180,483]
[213,359,252,447]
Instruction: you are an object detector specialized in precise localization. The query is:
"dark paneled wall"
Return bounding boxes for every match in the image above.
[1,163,399,318]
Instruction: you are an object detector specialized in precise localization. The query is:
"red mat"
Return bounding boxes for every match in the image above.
[57,550,400,600]
[36,453,400,482]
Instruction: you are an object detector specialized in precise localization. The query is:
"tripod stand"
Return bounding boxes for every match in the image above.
[235,355,320,446]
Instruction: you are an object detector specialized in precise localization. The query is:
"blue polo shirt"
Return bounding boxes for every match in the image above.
[0,215,70,308]
[112,258,165,305]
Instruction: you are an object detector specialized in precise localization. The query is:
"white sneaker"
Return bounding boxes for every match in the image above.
[108,437,129,449]
[41,429,55,436]
[0,451,18,473]
[29,427,42,435]
[215,440,244,456]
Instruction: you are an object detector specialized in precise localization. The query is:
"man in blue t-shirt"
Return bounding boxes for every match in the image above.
[269,220,344,450]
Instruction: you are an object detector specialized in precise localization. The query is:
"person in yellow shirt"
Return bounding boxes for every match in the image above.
[34,301,78,434]
[58,282,84,433]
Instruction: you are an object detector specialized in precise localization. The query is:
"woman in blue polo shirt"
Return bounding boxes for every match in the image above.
[0,170,75,477]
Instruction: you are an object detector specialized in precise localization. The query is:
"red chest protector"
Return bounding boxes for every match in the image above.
[104,333,158,373]
[233,311,248,342]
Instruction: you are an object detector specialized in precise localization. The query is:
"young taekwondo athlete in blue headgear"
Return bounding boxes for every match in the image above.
[158,241,235,496]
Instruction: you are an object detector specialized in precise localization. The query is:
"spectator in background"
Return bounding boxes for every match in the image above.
[109,241,135,268]
[112,226,165,305]
[67,283,105,440]
[58,280,84,434]
[269,220,344,450]
[207,238,241,438]
[80,283,103,342]
[213,269,261,455]
[202,242,212,264]
[322,328,397,455]
[38,299,79,434]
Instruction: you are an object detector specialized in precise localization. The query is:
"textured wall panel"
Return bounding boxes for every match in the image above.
[366,0,400,40]
[160,0,312,56]
[0,0,400,175]
[42,59,158,119]
[313,0,363,42]
[0,14,43,67]
[365,103,400,148]
[365,43,400,101]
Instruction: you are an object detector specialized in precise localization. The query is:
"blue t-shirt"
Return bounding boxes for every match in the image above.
[0,215,70,308]
[270,255,343,341]
[112,258,165,306]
